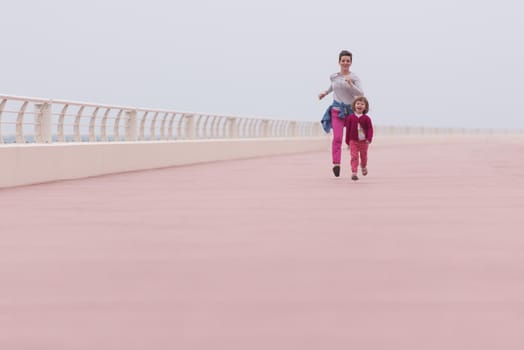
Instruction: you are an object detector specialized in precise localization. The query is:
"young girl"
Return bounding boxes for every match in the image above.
[345,96,373,181]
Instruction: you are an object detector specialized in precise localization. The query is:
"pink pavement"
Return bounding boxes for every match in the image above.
[1,137,524,349]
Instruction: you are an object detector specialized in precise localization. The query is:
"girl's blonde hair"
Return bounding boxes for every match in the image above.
[351,96,369,114]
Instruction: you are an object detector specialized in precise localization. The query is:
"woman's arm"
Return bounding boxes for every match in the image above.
[344,74,364,96]
[318,85,333,100]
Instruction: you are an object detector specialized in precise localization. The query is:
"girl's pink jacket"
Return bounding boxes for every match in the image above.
[345,114,374,144]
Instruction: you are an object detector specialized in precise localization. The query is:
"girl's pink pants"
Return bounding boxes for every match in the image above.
[349,140,369,173]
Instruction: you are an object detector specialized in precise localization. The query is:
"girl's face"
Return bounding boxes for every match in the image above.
[339,55,352,70]
[355,100,366,113]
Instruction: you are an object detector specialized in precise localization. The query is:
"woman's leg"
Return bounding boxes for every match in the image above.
[331,109,345,165]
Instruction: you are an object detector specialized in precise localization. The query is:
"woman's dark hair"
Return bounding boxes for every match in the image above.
[339,50,353,62]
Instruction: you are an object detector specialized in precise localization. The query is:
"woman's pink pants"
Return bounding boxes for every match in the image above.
[330,109,345,164]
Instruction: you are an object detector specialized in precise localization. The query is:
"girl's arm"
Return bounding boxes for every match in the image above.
[366,117,374,143]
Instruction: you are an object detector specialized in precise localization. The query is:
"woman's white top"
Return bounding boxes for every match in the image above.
[325,72,364,105]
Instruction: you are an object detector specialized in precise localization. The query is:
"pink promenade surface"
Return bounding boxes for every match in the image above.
[1,137,524,350]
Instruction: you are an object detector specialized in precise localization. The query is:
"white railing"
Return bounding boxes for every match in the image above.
[0,94,325,144]
[2,94,522,145]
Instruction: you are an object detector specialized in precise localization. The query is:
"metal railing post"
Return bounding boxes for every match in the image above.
[126,109,137,141]
[261,120,269,137]
[16,101,29,143]
[289,121,297,137]
[0,98,5,143]
[184,114,195,139]
[227,117,238,139]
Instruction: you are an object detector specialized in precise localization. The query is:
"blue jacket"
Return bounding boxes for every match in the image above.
[321,100,353,133]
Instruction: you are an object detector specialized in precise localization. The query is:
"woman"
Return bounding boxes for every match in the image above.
[319,50,364,177]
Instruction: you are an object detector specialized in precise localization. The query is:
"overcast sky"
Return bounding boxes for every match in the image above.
[2,0,523,129]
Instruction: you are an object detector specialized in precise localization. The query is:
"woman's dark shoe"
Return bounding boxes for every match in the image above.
[351,173,359,181]
[332,165,341,177]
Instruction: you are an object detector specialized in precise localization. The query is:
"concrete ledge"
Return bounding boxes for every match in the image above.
[4,134,522,188]
[0,137,329,188]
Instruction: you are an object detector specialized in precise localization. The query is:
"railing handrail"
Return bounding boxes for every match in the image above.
[0,94,299,121]
[2,93,523,145]
[0,93,326,144]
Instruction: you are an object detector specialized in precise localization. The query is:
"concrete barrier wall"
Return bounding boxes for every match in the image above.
[0,137,329,188]
[4,133,524,188]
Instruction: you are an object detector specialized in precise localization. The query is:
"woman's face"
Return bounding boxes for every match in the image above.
[339,55,352,70]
